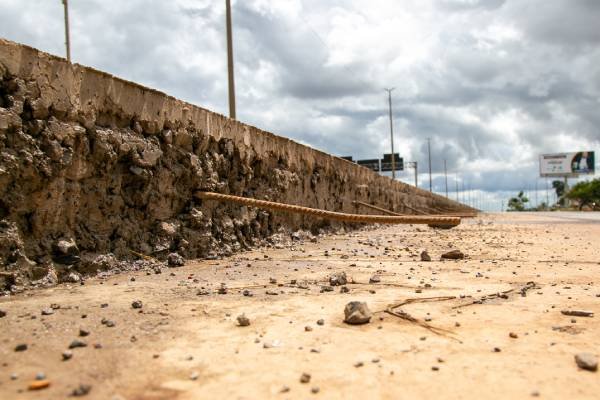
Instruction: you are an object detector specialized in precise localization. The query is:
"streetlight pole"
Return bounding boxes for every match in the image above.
[226,0,236,119]
[407,162,418,187]
[62,0,71,62]
[444,159,448,198]
[455,174,459,202]
[427,138,432,192]
[385,88,396,179]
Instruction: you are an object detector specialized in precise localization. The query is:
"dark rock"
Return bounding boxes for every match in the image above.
[340,286,349,293]
[300,373,311,383]
[70,384,92,397]
[69,340,87,349]
[329,272,347,286]
[316,319,324,326]
[62,350,73,361]
[561,310,594,317]
[575,353,598,371]
[101,318,115,327]
[369,275,381,284]
[167,253,185,267]
[41,308,54,316]
[237,314,250,326]
[79,328,90,337]
[131,300,143,309]
[344,301,372,325]
[441,250,464,260]
[320,286,333,293]
[0,309,6,317]
[14,343,27,352]
[420,251,431,262]
[218,284,227,294]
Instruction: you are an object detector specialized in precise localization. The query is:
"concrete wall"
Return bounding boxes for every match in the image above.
[0,38,473,289]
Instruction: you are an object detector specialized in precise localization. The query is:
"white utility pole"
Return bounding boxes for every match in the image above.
[384,88,396,179]
[62,0,71,62]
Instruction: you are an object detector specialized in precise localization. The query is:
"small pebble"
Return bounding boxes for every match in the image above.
[15,344,28,352]
[300,373,311,383]
[71,384,92,397]
[237,314,250,327]
[69,340,87,349]
[131,300,143,309]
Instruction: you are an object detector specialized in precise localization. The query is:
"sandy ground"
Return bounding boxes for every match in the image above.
[1,212,599,399]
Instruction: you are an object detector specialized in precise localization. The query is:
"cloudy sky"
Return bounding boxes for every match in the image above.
[1,0,599,210]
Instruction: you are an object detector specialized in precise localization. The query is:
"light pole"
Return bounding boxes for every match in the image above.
[427,138,432,192]
[226,0,236,119]
[385,88,396,179]
[455,174,459,202]
[407,161,418,187]
[444,159,448,198]
[62,0,71,62]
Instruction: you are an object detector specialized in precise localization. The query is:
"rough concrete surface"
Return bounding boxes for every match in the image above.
[1,212,599,399]
[0,38,471,290]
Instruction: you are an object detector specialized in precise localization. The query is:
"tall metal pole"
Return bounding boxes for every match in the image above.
[444,159,448,198]
[414,162,418,187]
[385,88,396,179]
[427,138,432,192]
[62,0,71,62]
[455,174,459,202]
[226,0,236,119]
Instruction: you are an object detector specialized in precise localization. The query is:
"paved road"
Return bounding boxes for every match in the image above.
[1,213,599,399]
[489,211,600,224]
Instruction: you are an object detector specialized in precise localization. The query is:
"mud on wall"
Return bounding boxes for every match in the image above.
[0,38,473,290]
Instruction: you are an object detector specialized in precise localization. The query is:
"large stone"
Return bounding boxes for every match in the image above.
[441,249,464,260]
[575,353,598,372]
[329,272,347,286]
[344,301,372,325]
[420,250,431,262]
[167,253,185,267]
[54,239,79,256]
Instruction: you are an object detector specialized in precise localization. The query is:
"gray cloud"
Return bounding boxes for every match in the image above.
[0,0,599,210]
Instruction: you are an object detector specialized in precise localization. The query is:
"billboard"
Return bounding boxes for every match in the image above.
[380,153,404,172]
[357,158,380,171]
[539,151,595,177]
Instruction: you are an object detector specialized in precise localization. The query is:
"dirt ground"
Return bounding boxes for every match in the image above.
[1,212,599,399]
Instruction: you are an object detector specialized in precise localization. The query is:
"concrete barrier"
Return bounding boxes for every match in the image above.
[0,38,473,289]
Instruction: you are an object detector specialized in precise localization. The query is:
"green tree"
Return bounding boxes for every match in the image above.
[508,191,529,211]
[566,179,600,210]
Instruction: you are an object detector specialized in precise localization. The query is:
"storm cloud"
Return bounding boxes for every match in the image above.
[1,0,598,210]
